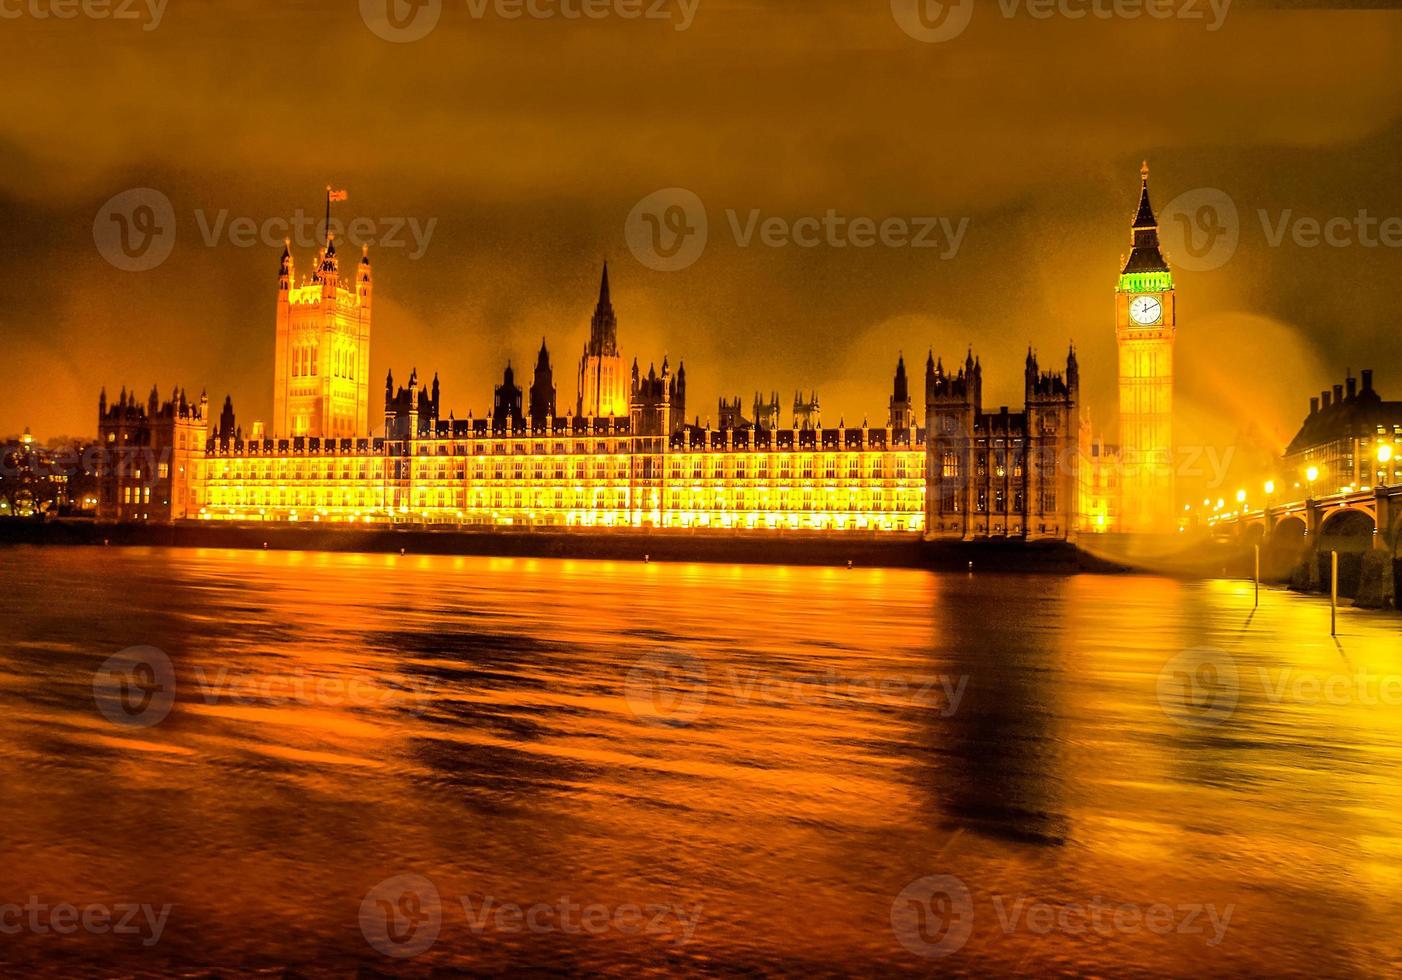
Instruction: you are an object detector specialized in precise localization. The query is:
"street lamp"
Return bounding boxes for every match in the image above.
[1306,465,1320,496]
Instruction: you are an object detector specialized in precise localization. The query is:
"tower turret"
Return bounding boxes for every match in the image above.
[577,263,627,418]
[273,192,372,440]
[218,395,236,441]
[889,353,913,429]
[279,241,293,292]
[530,338,557,421]
[494,361,523,425]
[316,236,340,287]
[358,244,373,307]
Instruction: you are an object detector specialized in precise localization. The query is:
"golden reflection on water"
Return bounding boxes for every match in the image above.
[1,546,1401,976]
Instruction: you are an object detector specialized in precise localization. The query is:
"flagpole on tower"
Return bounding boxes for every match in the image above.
[324,186,348,247]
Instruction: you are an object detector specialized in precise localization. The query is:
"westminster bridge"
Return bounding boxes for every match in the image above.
[1207,484,1402,607]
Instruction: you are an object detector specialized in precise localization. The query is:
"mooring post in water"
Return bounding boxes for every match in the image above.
[1254,544,1260,609]
[1331,550,1339,636]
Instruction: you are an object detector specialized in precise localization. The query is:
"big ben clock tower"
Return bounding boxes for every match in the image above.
[1115,162,1176,534]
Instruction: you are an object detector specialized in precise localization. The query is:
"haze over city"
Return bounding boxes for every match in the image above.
[3,0,1402,479]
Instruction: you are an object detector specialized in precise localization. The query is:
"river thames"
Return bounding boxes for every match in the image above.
[2,545,1401,976]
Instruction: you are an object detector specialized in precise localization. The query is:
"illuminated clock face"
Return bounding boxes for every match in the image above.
[1129,295,1163,325]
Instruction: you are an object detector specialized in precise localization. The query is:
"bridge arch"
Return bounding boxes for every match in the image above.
[1263,515,1308,580]
[1317,509,1377,598]
[1391,511,1402,612]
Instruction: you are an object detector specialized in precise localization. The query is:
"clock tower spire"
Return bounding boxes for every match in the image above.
[1115,161,1176,534]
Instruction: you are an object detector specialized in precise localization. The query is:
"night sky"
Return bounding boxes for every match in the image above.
[2,0,1401,497]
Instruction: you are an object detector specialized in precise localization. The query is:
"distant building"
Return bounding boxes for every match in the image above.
[1,428,99,517]
[98,251,1081,540]
[1283,370,1402,493]
[96,386,208,521]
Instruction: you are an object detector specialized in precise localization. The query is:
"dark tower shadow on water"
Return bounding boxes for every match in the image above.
[915,577,1071,849]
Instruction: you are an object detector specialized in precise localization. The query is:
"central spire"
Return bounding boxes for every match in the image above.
[1121,161,1170,277]
[587,261,618,356]
[1133,161,1156,229]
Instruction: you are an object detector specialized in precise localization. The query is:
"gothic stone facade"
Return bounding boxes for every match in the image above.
[98,257,1079,540]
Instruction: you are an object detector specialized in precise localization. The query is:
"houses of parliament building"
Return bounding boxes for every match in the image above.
[96,171,1195,541]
